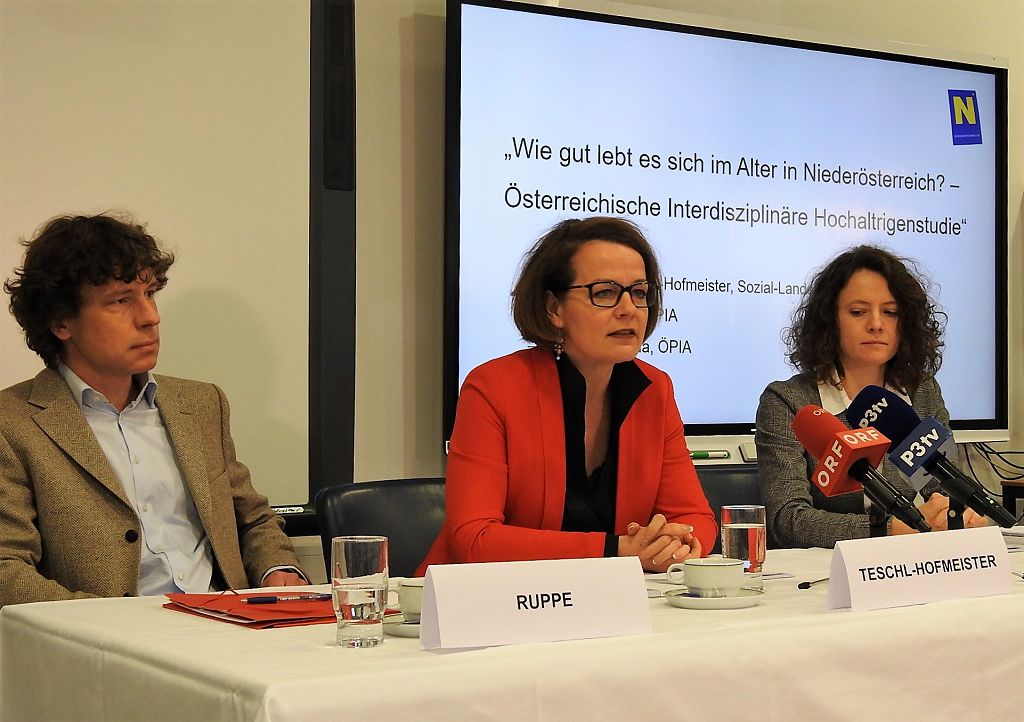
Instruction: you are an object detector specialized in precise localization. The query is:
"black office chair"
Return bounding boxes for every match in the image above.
[314,477,445,578]
[697,464,763,555]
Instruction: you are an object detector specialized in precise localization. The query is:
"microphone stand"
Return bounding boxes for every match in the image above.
[947,498,966,531]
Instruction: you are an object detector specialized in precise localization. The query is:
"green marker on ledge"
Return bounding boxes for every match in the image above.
[690,450,731,460]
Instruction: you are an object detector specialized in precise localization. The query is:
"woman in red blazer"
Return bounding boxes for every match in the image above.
[419,218,716,574]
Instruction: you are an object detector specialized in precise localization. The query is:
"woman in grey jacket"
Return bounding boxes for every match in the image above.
[755,245,982,548]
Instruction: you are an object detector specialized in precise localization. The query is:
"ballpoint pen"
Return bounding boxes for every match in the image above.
[797,577,829,590]
[243,593,333,604]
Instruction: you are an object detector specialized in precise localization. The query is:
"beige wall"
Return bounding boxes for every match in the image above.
[2,0,1021,504]
[0,0,310,503]
[353,0,447,482]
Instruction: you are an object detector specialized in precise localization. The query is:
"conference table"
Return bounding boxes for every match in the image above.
[3,547,1024,721]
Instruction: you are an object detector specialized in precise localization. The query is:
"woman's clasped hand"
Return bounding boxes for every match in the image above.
[619,514,702,572]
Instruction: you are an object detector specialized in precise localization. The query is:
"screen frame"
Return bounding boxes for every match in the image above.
[442,0,1008,441]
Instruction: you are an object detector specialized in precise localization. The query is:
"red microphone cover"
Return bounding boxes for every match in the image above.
[792,405,890,497]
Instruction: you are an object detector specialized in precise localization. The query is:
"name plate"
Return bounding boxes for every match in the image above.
[828,526,1010,611]
[419,556,650,650]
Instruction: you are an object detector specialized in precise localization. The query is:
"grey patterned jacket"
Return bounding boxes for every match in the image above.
[754,371,949,548]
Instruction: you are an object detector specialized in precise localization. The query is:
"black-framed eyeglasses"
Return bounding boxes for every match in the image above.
[562,281,652,308]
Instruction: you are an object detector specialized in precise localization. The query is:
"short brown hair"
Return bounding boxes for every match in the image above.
[5,213,174,368]
[511,217,662,350]
[784,244,945,392]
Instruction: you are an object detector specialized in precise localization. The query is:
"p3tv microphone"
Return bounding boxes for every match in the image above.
[792,405,931,533]
[848,386,1017,529]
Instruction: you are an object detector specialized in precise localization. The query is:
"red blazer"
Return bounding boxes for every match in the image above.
[417,347,717,573]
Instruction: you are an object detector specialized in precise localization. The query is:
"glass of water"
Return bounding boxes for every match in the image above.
[331,535,389,647]
[720,505,767,591]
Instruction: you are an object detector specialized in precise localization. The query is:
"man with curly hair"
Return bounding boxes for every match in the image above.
[0,213,307,607]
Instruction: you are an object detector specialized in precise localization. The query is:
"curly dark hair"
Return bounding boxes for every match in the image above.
[784,244,945,392]
[511,217,663,350]
[5,213,174,368]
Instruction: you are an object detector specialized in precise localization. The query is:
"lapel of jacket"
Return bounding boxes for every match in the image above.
[613,361,652,533]
[616,402,638,534]
[154,380,214,524]
[28,368,132,507]
[530,349,568,530]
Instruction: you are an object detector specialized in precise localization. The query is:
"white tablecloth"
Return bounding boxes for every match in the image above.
[3,548,1024,721]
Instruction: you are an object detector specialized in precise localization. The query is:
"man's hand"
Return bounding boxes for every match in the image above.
[262,570,308,587]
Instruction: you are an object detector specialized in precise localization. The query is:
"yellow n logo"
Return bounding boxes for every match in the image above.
[949,90,982,145]
[952,95,977,125]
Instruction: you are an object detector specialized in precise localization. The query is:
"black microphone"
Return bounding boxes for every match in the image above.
[848,386,1017,529]
[791,405,931,533]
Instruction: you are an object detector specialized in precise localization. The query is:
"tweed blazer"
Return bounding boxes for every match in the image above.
[0,368,302,607]
[418,347,717,572]
[754,371,949,549]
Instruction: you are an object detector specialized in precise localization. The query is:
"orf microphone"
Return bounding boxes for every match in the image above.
[792,405,931,533]
[848,386,1017,529]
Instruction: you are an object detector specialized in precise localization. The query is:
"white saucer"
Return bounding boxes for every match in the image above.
[383,616,420,637]
[664,587,763,610]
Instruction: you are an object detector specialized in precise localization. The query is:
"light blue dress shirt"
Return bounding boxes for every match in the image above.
[58,365,215,595]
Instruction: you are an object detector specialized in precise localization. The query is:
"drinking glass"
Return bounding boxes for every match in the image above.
[331,535,389,647]
[720,505,767,591]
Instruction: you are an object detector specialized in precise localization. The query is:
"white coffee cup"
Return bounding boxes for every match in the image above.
[397,578,424,624]
[665,557,745,598]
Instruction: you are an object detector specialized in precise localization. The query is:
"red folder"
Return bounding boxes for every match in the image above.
[164,592,335,629]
